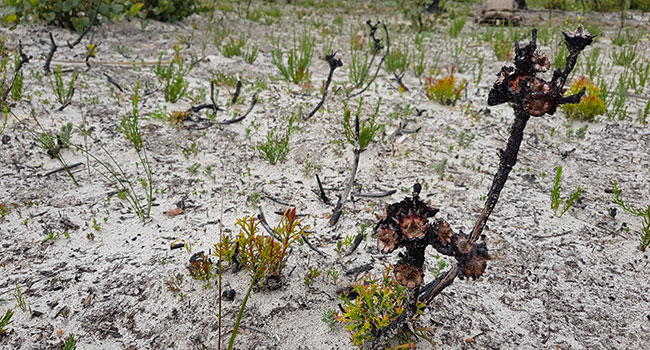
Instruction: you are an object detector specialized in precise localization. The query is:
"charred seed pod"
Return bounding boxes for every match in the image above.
[457,242,488,280]
[394,263,423,289]
[435,219,453,245]
[488,27,592,118]
[375,184,491,288]
[562,25,595,54]
[374,183,439,252]
[377,222,399,254]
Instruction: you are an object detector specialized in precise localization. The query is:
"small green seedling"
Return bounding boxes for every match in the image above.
[0,309,13,335]
[342,97,383,151]
[257,114,295,164]
[271,29,314,84]
[50,65,78,106]
[612,181,650,251]
[550,166,582,217]
[62,334,77,350]
[155,49,190,103]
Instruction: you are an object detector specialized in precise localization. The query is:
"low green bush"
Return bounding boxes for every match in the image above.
[0,0,197,32]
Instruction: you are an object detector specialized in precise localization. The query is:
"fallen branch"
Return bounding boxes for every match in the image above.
[344,233,364,256]
[351,189,396,198]
[302,234,327,257]
[103,72,124,92]
[57,95,73,111]
[219,94,257,125]
[390,120,421,138]
[43,162,83,177]
[185,95,257,130]
[187,103,225,113]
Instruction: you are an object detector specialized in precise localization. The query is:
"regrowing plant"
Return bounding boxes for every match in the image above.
[562,76,606,120]
[335,264,425,347]
[16,111,80,186]
[0,0,195,31]
[50,65,78,106]
[214,208,309,284]
[256,114,295,164]
[425,66,466,106]
[448,15,466,39]
[220,33,247,58]
[384,41,410,75]
[155,49,190,103]
[10,54,22,101]
[351,26,594,347]
[550,166,582,217]
[62,333,77,350]
[342,97,383,151]
[119,78,153,218]
[215,208,309,349]
[349,49,369,87]
[612,181,650,251]
[271,29,314,84]
[242,44,259,64]
[0,309,12,335]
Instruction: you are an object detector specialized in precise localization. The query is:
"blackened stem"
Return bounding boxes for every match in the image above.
[469,108,530,242]
[329,115,360,226]
[305,55,342,120]
[419,107,530,305]
[1,42,30,103]
[347,23,389,99]
[556,50,580,91]
[44,33,58,74]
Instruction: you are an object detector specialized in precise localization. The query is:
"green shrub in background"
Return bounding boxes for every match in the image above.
[539,0,650,12]
[142,0,196,22]
[630,0,650,10]
[543,0,566,10]
[0,0,197,32]
[594,0,650,11]
[1,0,143,32]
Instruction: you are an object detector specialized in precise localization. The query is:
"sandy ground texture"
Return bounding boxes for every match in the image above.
[1,2,649,349]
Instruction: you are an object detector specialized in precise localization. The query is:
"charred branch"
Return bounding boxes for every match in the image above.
[373,27,593,342]
[315,174,331,204]
[231,80,242,105]
[329,116,361,226]
[1,42,31,104]
[348,22,390,99]
[305,53,343,120]
[302,234,327,257]
[351,189,396,198]
[392,72,408,91]
[103,72,124,92]
[44,33,58,74]
[67,0,102,49]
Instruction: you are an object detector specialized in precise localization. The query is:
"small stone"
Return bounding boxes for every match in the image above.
[222,289,236,301]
